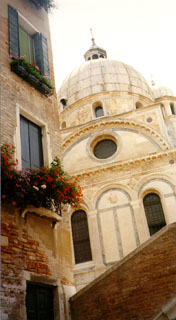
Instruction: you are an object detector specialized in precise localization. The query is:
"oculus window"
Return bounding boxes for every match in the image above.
[94,139,117,159]
[143,193,166,236]
[71,210,92,264]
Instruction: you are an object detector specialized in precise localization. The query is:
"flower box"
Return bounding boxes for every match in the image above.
[11,64,28,79]
[10,59,54,97]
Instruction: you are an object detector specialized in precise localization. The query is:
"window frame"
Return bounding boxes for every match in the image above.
[20,115,43,169]
[8,5,50,77]
[71,210,92,265]
[15,104,52,170]
[143,192,166,236]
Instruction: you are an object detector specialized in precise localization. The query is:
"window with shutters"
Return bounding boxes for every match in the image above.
[71,210,92,264]
[8,5,50,77]
[20,116,43,169]
[143,193,166,236]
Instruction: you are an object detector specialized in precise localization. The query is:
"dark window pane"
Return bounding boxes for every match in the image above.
[92,54,98,59]
[71,210,92,264]
[26,283,54,320]
[143,193,166,236]
[94,139,117,159]
[95,106,104,118]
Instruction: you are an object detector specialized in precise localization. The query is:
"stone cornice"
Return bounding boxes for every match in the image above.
[72,149,176,181]
[62,118,169,153]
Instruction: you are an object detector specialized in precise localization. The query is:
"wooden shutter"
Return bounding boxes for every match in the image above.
[29,121,43,169]
[33,33,50,76]
[8,5,19,57]
[20,116,31,169]
[20,116,43,169]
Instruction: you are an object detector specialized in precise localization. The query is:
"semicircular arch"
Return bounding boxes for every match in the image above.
[62,118,169,154]
[94,183,132,210]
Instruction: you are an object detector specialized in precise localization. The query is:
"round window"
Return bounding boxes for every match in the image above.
[93,139,117,159]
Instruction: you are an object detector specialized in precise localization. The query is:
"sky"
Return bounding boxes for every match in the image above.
[49,0,176,96]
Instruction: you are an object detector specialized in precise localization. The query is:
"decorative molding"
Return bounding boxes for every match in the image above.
[73,149,176,183]
[62,118,169,153]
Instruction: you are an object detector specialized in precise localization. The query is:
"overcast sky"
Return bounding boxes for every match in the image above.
[49,0,176,96]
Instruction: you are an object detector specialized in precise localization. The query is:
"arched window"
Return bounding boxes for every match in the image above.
[61,121,66,129]
[136,102,143,109]
[71,210,92,264]
[60,98,67,109]
[170,103,175,115]
[95,106,104,118]
[92,54,98,59]
[143,193,166,236]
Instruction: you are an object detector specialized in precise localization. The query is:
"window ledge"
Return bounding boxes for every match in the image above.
[73,261,95,274]
[21,205,62,223]
[11,64,54,97]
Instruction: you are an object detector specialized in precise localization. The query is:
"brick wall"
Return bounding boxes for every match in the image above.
[1,205,61,320]
[1,0,61,160]
[70,223,176,320]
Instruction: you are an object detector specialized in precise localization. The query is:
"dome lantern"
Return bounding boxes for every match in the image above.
[84,29,107,61]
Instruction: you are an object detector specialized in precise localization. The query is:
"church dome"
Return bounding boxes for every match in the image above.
[59,59,153,107]
[151,85,174,99]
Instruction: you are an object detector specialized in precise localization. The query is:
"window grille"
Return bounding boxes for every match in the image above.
[71,210,92,264]
[143,193,166,235]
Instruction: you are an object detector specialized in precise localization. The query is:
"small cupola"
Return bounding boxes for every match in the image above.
[84,29,107,61]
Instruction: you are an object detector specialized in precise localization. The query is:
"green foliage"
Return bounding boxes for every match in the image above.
[10,56,53,89]
[30,0,55,12]
[1,144,83,214]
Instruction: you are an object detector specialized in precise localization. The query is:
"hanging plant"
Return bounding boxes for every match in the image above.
[1,144,83,214]
[29,0,55,12]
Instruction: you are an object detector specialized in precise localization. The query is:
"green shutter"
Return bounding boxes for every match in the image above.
[29,121,43,169]
[20,116,43,169]
[20,116,30,169]
[33,33,50,76]
[8,5,19,57]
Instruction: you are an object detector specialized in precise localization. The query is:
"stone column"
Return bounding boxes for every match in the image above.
[88,209,104,268]
[130,200,149,244]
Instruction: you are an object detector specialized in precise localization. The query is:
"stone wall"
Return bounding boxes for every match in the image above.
[70,223,176,320]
